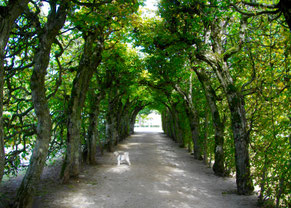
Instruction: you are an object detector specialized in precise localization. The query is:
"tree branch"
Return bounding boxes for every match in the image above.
[230,3,280,17]
[71,0,113,8]
[242,1,278,9]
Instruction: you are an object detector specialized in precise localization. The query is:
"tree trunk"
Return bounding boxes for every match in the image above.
[86,92,104,164]
[173,108,183,145]
[106,114,116,152]
[122,100,134,139]
[187,108,203,160]
[195,16,254,194]
[115,99,124,142]
[106,95,118,152]
[174,78,202,159]
[163,109,175,138]
[14,2,69,207]
[215,61,253,194]
[61,31,103,183]
[161,111,167,134]
[167,107,177,142]
[0,0,31,184]
[193,67,225,176]
[203,107,209,165]
[122,114,130,139]
[130,106,143,134]
[197,51,254,194]
[119,110,130,140]
[226,82,254,194]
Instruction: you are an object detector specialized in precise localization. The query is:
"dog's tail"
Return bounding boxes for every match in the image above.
[124,152,129,156]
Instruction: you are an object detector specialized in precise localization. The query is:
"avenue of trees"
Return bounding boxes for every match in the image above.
[0,0,290,207]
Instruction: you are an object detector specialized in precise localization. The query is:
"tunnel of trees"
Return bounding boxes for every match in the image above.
[0,0,290,207]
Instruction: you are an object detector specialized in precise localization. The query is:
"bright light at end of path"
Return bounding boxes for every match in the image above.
[135,110,163,133]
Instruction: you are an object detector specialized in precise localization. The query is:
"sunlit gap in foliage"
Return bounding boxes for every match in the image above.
[141,0,159,18]
[134,110,163,133]
[127,0,160,56]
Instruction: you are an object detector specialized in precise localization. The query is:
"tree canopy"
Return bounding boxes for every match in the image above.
[0,0,290,207]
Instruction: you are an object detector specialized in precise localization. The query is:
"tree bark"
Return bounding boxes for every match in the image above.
[203,106,209,165]
[166,105,178,142]
[61,30,104,183]
[223,79,254,194]
[175,83,203,160]
[172,107,183,145]
[118,101,131,140]
[161,111,166,133]
[193,67,225,176]
[186,107,203,160]
[105,93,119,152]
[162,109,173,138]
[0,0,31,184]
[86,92,104,164]
[193,15,254,194]
[196,51,254,194]
[129,106,143,134]
[115,98,124,142]
[106,114,116,152]
[14,1,69,207]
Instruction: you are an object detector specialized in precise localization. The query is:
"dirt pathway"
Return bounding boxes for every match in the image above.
[33,132,257,208]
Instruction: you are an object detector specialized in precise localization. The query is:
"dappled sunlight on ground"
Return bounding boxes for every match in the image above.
[131,133,146,137]
[33,132,257,208]
[134,127,163,133]
[55,192,95,208]
[164,165,185,173]
[119,142,142,150]
[106,165,131,174]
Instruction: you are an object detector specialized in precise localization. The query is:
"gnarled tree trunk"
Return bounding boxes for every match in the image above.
[86,92,104,164]
[194,15,254,194]
[172,106,184,145]
[129,106,143,134]
[61,31,104,183]
[175,81,203,160]
[196,50,254,195]
[118,100,131,141]
[15,1,69,207]
[222,76,253,194]
[105,93,119,152]
[186,107,203,160]
[193,67,225,176]
[0,0,31,184]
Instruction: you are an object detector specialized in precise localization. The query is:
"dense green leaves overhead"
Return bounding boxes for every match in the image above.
[0,0,290,207]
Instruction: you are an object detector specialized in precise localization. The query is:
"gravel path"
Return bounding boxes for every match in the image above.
[32,132,258,208]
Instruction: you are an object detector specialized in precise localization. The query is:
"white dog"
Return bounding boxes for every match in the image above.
[113,151,131,166]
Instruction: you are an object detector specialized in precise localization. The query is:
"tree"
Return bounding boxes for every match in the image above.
[1,0,289,206]
[133,14,224,169]
[14,1,70,207]
[190,61,226,176]
[60,0,140,182]
[101,43,144,151]
[231,0,291,30]
[0,0,31,184]
[158,0,254,194]
[85,78,106,164]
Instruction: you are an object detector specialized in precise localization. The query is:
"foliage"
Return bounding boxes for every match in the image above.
[1,0,290,206]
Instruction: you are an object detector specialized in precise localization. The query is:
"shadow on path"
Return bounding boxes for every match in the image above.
[32,132,258,208]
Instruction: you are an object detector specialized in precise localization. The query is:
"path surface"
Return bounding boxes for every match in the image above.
[33,132,257,208]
